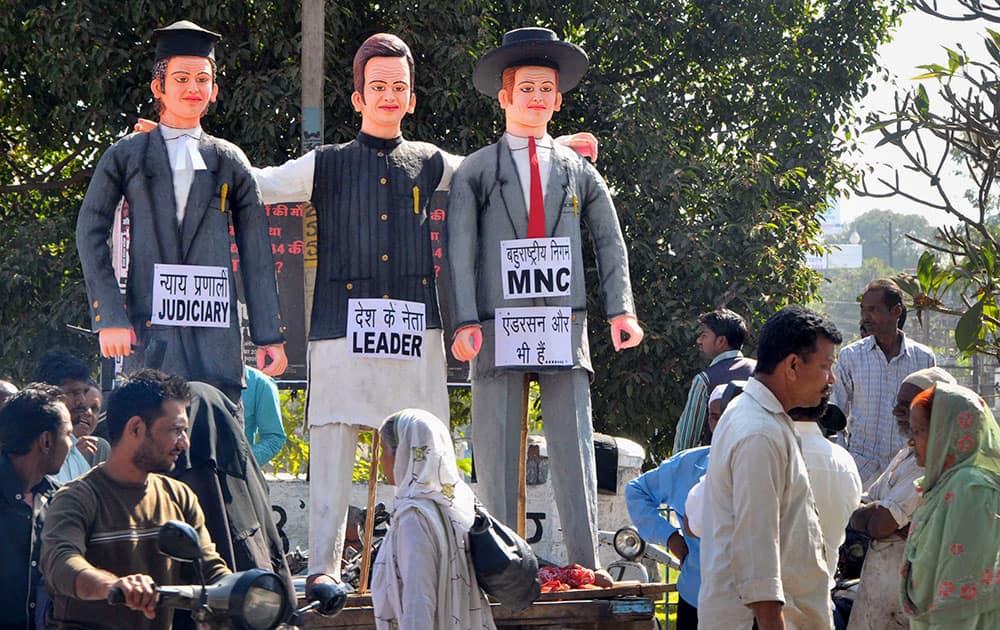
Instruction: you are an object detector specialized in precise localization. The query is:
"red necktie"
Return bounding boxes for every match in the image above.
[527,136,546,238]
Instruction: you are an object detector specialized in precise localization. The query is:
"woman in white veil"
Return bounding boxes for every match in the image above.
[371,408,496,629]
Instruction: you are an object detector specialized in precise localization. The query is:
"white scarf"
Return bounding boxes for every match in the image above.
[372,409,496,630]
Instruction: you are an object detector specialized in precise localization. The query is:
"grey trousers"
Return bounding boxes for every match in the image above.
[471,368,600,567]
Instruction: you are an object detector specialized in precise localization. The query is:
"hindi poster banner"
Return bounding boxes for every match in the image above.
[500,237,573,300]
[234,202,309,382]
[151,264,230,328]
[494,306,572,368]
[347,298,426,360]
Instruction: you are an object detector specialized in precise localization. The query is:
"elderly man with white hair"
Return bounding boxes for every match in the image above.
[846,366,957,630]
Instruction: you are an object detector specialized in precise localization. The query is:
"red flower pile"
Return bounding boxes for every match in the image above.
[538,564,601,593]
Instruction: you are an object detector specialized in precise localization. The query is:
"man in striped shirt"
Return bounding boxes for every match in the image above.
[832,279,935,486]
[672,309,756,452]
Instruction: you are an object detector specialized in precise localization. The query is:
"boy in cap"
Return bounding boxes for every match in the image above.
[77,21,287,403]
[447,27,643,573]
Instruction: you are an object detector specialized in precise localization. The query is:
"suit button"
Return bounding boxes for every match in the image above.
[382,294,390,299]
[422,278,428,286]
[94,315,101,322]
[377,151,385,157]
[92,300,99,308]
[146,320,152,328]
[346,283,353,290]
[380,213,388,221]
[380,177,388,185]
[381,254,389,262]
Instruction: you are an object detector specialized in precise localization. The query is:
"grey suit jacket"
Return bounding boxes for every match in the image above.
[446,136,635,377]
[76,127,284,390]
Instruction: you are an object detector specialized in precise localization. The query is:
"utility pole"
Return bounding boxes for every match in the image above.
[301,0,324,336]
[887,218,893,268]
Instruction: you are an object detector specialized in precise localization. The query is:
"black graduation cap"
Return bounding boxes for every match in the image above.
[152,20,221,62]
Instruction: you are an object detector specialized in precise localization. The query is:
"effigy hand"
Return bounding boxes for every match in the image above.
[451,325,483,362]
[257,343,288,376]
[99,327,135,358]
[609,314,643,351]
[555,132,598,162]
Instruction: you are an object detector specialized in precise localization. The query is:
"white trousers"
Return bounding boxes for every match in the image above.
[308,422,361,576]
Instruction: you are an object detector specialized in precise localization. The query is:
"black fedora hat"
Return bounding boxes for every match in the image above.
[473,27,588,96]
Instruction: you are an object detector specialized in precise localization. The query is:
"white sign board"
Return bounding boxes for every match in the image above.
[348,299,425,360]
[494,306,572,368]
[807,244,864,270]
[500,237,573,299]
[151,264,230,328]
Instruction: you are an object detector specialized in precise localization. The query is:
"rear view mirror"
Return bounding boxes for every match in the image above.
[158,520,203,562]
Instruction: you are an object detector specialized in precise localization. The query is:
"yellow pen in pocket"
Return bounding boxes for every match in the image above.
[413,186,420,215]
[220,183,228,213]
[573,194,578,216]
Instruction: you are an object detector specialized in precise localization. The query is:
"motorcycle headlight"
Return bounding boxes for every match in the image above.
[223,570,289,630]
[613,526,646,561]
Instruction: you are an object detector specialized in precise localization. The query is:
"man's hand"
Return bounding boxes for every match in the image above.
[451,325,483,361]
[555,132,599,162]
[257,343,288,376]
[667,531,689,564]
[76,435,100,458]
[99,328,135,358]
[609,314,643,351]
[133,118,156,133]
[111,574,159,620]
[748,601,785,630]
[850,502,902,540]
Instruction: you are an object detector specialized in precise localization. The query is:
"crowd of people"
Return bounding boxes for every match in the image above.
[6,273,998,630]
[626,279,1000,629]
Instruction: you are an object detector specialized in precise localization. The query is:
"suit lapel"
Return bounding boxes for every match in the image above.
[497,136,530,239]
[179,135,220,261]
[545,148,571,236]
[143,127,182,262]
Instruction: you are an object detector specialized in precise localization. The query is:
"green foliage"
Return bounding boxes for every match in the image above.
[868,18,1000,362]
[268,388,310,476]
[1,0,901,463]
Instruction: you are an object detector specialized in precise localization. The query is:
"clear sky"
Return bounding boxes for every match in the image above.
[837,7,987,227]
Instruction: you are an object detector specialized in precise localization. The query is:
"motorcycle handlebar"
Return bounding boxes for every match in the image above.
[106,586,125,606]
[106,585,194,608]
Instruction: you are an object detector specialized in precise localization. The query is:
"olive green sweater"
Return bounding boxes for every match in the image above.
[41,465,230,630]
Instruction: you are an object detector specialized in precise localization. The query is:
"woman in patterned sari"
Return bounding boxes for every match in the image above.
[372,408,496,630]
[900,382,1000,628]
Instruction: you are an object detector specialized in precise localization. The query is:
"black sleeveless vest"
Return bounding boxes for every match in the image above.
[307,133,446,341]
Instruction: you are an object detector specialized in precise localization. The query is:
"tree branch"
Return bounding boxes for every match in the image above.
[0,169,93,194]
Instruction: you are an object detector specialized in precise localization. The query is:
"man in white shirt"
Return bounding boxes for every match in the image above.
[833,279,935,485]
[791,402,863,585]
[699,305,841,630]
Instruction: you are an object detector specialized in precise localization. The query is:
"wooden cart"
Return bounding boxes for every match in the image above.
[304,581,673,629]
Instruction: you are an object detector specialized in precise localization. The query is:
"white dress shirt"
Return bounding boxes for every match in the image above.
[698,378,832,630]
[159,124,206,224]
[862,445,922,528]
[252,145,462,206]
[504,133,554,212]
[796,421,863,585]
[832,333,935,486]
